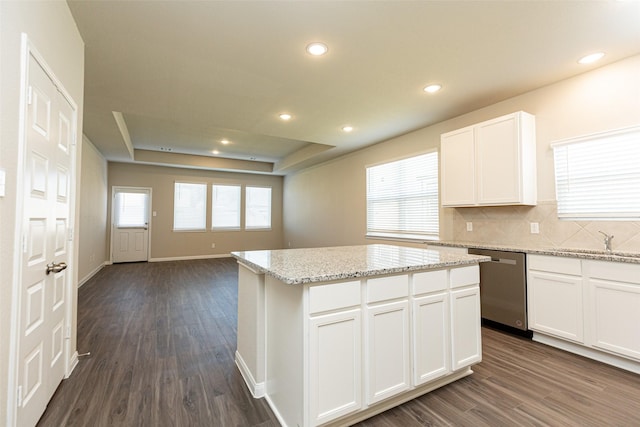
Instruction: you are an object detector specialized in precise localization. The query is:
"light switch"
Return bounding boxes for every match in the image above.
[152,211,157,217]
[466,222,473,232]
[0,168,5,197]
[530,222,540,234]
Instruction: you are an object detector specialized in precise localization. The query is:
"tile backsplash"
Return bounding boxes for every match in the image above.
[450,200,640,253]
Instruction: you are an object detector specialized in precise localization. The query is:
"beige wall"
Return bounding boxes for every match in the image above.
[78,136,108,284]
[0,1,84,423]
[284,54,640,250]
[108,162,284,260]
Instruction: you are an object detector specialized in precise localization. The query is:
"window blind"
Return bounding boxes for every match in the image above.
[173,182,207,230]
[246,186,272,229]
[115,192,148,227]
[552,125,640,220]
[366,151,439,240]
[212,184,241,229]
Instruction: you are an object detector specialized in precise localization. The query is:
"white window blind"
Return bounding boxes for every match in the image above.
[246,186,272,229]
[173,182,207,230]
[552,125,640,220]
[115,191,148,227]
[212,184,241,229]
[366,151,439,240]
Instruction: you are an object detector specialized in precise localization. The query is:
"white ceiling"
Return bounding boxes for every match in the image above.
[68,0,640,175]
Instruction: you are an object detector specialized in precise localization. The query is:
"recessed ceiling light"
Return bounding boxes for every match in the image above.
[342,125,354,133]
[212,150,219,155]
[279,113,292,121]
[306,42,328,56]
[423,84,442,93]
[578,52,605,64]
[220,139,230,145]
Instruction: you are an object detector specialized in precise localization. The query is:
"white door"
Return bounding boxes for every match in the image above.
[111,187,150,263]
[17,53,76,426]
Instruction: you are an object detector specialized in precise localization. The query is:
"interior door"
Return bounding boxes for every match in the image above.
[111,187,150,263]
[18,53,75,426]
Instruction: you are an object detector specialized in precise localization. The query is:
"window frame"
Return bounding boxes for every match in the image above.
[245,185,273,230]
[211,183,242,231]
[365,150,439,241]
[552,125,640,221]
[173,181,208,232]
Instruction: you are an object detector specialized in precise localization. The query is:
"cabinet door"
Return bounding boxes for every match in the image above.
[450,286,482,370]
[475,114,520,204]
[413,293,450,385]
[588,278,640,360]
[441,126,475,206]
[309,309,362,426]
[366,300,410,405]
[528,270,584,343]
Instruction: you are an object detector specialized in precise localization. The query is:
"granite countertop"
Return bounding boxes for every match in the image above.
[428,240,640,264]
[231,244,489,285]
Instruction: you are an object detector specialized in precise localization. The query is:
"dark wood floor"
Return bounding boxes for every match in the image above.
[38,258,640,426]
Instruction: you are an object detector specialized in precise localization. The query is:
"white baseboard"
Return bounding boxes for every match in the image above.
[78,262,108,287]
[533,332,640,374]
[66,351,79,378]
[149,254,232,262]
[235,351,265,398]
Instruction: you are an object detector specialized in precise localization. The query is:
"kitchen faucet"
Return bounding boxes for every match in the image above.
[598,231,614,253]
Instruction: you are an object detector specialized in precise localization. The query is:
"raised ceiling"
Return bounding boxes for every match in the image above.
[68,1,640,175]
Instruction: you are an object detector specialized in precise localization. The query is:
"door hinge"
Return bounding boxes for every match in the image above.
[66,325,71,339]
[22,234,27,254]
[27,86,33,105]
[67,227,74,241]
[17,385,23,407]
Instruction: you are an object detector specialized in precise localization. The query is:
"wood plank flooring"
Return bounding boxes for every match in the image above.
[38,258,640,426]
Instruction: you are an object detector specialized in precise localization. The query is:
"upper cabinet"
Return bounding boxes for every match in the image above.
[441,111,537,207]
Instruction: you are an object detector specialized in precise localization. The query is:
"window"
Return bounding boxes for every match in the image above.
[173,182,207,231]
[366,151,439,240]
[552,125,640,220]
[212,184,241,229]
[114,191,148,227]
[246,186,272,229]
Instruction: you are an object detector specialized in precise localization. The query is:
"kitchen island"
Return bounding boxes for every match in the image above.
[231,244,489,427]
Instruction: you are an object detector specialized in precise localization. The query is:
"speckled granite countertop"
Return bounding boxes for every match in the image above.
[428,241,640,264]
[231,244,490,285]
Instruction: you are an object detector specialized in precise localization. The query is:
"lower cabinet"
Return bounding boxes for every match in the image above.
[587,261,640,361]
[450,286,482,370]
[528,269,584,343]
[366,300,411,405]
[413,293,450,385]
[528,255,640,368]
[309,309,362,426]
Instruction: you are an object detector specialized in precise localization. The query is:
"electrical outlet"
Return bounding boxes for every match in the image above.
[466,222,473,232]
[211,243,216,248]
[152,211,157,217]
[530,222,540,234]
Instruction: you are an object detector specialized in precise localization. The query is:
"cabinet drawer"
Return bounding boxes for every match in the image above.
[309,280,361,314]
[413,269,448,295]
[528,254,581,275]
[588,260,640,285]
[367,275,409,303]
[450,266,479,289]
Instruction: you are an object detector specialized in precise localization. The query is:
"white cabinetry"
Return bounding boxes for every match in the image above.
[441,111,536,207]
[365,275,411,404]
[527,255,640,373]
[308,280,362,425]
[449,266,482,370]
[309,309,362,425]
[528,255,584,343]
[587,261,640,361]
[412,270,449,385]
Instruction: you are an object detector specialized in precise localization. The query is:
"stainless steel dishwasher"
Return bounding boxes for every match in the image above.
[467,248,529,335]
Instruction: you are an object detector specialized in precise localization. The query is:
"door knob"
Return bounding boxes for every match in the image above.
[46,262,68,275]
